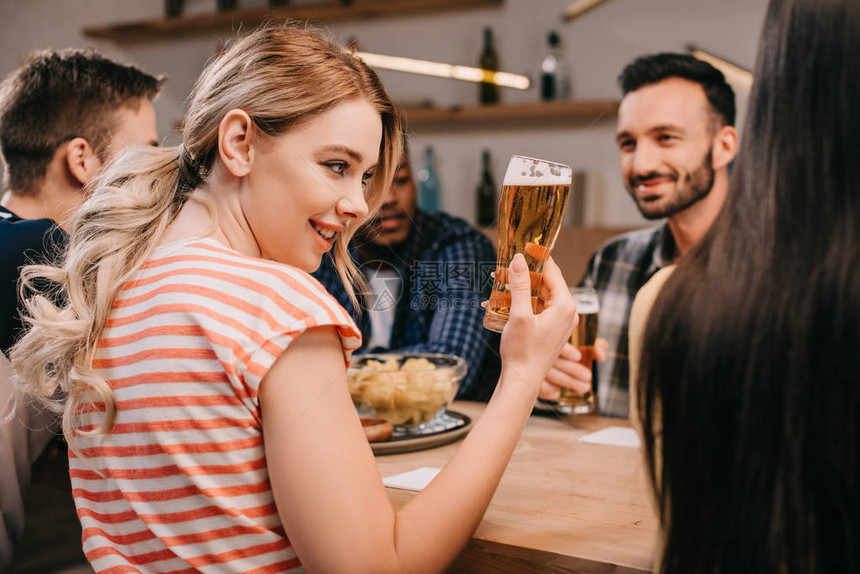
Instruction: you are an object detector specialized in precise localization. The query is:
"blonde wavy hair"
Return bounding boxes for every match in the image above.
[10,23,402,455]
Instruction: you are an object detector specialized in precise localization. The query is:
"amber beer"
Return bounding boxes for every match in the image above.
[558,287,599,414]
[483,156,571,333]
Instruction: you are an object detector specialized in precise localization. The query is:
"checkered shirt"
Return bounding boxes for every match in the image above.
[313,209,499,401]
[578,223,676,418]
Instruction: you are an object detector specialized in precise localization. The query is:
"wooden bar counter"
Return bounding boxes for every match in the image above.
[376,401,658,573]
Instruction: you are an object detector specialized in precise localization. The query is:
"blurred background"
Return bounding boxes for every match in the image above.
[0,0,767,234]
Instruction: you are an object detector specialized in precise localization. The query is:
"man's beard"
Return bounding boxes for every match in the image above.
[630,149,716,220]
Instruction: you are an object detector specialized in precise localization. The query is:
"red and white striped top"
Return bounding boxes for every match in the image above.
[71,238,361,574]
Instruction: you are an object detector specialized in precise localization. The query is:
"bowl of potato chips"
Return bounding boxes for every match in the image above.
[347,353,466,429]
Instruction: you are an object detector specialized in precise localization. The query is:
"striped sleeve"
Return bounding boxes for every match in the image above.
[124,240,362,402]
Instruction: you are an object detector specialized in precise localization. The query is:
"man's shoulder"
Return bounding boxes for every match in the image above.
[592,224,665,263]
[0,211,66,266]
[420,210,476,234]
[417,210,493,251]
[0,209,57,238]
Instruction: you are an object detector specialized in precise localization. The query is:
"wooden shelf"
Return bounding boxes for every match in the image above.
[401,100,619,131]
[82,0,503,41]
[172,100,618,135]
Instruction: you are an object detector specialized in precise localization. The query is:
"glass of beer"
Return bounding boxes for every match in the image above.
[558,286,600,414]
[483,155,571,333]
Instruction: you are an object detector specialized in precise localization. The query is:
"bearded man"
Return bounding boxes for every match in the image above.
[543,53,738,418]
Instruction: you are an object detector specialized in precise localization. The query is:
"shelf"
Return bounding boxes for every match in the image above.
[401,100,619,131]
[172,100,618,135]
[82,0,503,41]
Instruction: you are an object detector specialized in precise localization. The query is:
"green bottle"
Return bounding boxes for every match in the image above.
[479,27,499,105]
[476,150,497,226]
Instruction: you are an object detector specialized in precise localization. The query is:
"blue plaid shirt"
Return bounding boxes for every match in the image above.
[313,209,499,401]
[578,223,675,418]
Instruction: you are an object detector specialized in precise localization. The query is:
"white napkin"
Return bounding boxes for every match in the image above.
[578,426,641,448]
[383,467,441,491]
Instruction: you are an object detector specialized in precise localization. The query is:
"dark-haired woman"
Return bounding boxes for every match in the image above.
[630,0,859,572]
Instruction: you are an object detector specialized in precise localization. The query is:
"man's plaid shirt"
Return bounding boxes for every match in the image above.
[313,209,499,401]
[578,223,676,418]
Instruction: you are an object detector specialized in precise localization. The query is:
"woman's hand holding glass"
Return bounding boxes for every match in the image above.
[498,253,577,394]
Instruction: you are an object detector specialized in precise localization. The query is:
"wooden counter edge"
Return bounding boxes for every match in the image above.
[450,538,649,573]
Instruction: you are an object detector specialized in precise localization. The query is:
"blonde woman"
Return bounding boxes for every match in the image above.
[11,24,576,573]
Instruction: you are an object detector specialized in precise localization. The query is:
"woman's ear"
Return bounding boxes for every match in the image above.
[64,137,101,186]
[218,109,256,177]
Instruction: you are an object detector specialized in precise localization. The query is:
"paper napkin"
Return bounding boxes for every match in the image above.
[383,467,441,491]
[578,426,641,448]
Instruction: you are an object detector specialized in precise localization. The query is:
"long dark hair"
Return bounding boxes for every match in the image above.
[638,1,859,572]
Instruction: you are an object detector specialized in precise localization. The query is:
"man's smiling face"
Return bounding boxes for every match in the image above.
[616,77,718,220]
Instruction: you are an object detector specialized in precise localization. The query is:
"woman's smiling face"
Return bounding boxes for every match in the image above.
[241,98,382,272]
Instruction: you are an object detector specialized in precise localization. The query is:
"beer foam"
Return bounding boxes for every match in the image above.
[575,299,599,314]
[571,292,599,314]
[503,155,571,186]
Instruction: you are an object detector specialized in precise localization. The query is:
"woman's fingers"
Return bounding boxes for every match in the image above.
[499,254,577,384]
[538,258,575,318]
[506,253,534,318]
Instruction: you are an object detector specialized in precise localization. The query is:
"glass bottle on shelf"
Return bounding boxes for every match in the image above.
[216,0,237,12]
[165,0,183,18]
[541,30,570,101]
[418,146,440,213]
[476,149,497,226]
[478,27,500,105]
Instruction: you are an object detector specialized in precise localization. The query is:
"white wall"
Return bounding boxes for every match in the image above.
[0,0,768,227]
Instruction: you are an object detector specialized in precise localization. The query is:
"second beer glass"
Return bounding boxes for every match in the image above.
[558,286,600,414]
[483,155,571,333]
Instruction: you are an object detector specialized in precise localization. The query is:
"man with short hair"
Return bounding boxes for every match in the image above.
[1,47,163,352]
[0,47,163,569]
[545,53,738,418]
[314,152,499,402]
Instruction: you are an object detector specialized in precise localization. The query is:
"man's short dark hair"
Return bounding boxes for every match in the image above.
[618,52,735,128]
[0,48,164,195]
